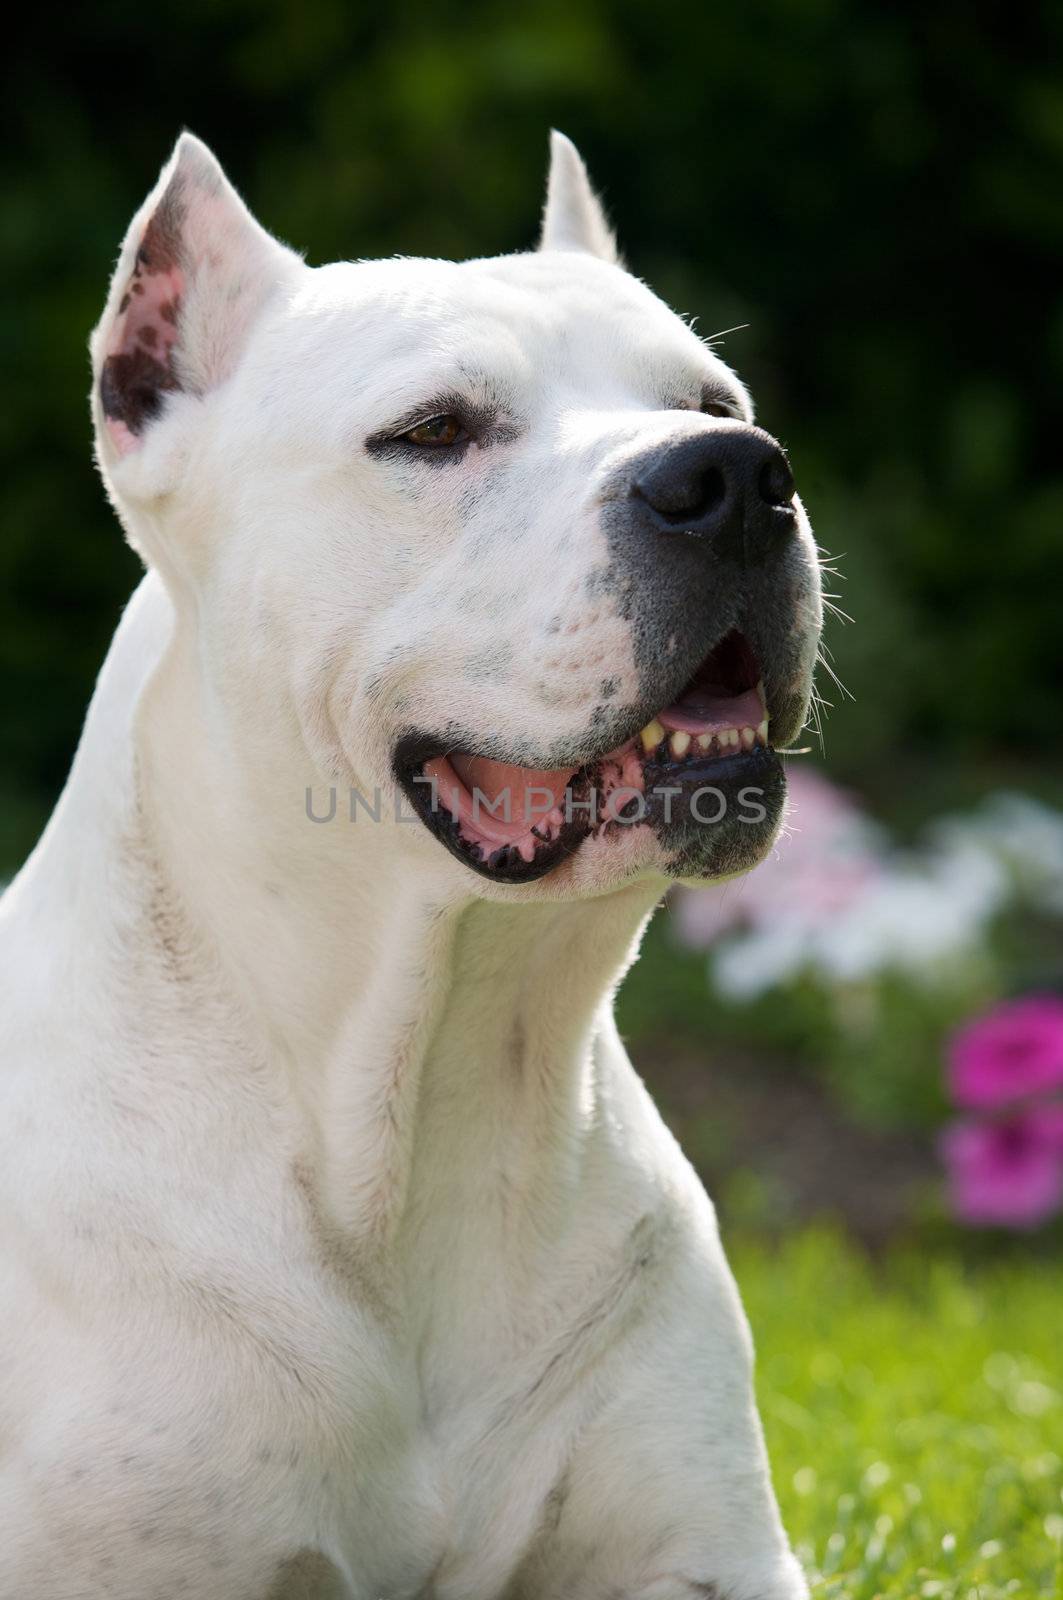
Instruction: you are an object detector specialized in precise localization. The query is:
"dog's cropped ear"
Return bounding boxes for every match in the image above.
[91,133,301,483]
[539,131,618,264]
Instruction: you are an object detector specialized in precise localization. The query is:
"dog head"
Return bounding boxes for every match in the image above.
[91,132,822,900]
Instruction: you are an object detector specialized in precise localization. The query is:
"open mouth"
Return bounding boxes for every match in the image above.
[395,629,780,884]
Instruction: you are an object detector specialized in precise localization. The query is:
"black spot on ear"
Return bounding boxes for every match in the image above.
[99,345,180,435]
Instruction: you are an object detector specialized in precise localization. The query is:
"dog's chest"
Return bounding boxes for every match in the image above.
[270,1157,646,1594]
[8,950,664,1596]
[223,1257,583,1600]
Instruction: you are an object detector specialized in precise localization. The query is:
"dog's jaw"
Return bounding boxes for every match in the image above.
[392,618,810,890]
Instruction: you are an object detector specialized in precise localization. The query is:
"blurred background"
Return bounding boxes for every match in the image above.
[3,5,1063,1589]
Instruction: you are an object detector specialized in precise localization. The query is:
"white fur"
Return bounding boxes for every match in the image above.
[539,130,618,262]
[0,135,814,1598]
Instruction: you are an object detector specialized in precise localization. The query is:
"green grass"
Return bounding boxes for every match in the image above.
[731,1230,1063,1599]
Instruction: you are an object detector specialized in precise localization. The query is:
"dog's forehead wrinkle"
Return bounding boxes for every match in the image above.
[285,251,732,425]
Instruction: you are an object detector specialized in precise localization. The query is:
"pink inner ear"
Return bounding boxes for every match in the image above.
[100,213,186,455]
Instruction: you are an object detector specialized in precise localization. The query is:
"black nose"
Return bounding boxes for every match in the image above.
[631,424,796,563]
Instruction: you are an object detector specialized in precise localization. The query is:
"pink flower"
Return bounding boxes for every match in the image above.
[948,997,1063,1110]
[941,1115,1063,1229]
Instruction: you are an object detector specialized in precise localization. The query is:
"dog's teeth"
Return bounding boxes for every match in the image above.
[639,719,765,760]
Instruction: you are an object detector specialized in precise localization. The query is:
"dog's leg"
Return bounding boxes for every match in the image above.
[501,1237,808,1600]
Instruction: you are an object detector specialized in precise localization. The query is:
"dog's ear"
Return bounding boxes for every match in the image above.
[539,131,618,264]
[91,133,301,482]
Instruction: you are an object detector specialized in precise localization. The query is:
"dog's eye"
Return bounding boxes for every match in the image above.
[700,398,735,419]
[402,414,467,447]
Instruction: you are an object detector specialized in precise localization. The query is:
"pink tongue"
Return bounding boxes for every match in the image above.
[424,752,576,844]
[451,753,573,811]
[657,685,764,735]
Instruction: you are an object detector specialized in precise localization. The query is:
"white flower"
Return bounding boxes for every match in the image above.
[934,793,1063,916]
[677,772,1057,999]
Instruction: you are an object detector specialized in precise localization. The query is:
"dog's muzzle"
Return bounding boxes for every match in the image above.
[395,420,819,887]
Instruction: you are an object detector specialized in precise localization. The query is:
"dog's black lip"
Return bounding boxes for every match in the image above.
[642,741,778,790]
[393,735,786,886]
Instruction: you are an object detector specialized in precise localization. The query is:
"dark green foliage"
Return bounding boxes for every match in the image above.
[3,2,1062,872]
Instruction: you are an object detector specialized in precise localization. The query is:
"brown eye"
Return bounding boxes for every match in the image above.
[403,414,466,447]
[701,399,735,419]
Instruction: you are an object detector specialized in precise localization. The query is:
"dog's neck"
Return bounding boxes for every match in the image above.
[49,576,663,1252]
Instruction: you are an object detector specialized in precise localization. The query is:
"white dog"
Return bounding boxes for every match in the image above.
[0,132,821,1599]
